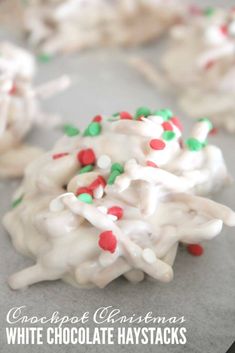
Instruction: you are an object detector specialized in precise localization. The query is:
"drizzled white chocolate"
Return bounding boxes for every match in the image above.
[21,0,183,55]
[0,41,70,178]
[162,7,235,132]
[3,109,235,289]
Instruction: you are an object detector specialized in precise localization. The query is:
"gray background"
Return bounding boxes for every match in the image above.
[0,1,235,352]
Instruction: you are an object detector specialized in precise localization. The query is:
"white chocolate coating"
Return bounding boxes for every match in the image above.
[162,7,235,133]
[21,0,183,55]
[0,42,70,178]
[3,110,235,289]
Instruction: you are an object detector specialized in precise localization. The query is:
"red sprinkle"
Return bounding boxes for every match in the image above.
[107,206,123,220]
[220,25,228,36]
[209,127,218,136]
[162,121,173,131]
[89,176,106,191]
[204,60,215,70]
[77,149,96,166]
[170,116,183,132]
[149,139,166,150]
[9,84,17,95]
[99,231,117,253]
[187,244,204,256]
[93,115,102,122]
[75,187,93,196]
[120,111,133,120]
[146,160,158,168]
[52,152,69,160]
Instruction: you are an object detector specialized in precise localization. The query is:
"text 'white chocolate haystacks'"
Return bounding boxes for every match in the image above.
[3,107,235,289]
[162,6,235,132]
[21,0,183,55]
[0,41,70,178]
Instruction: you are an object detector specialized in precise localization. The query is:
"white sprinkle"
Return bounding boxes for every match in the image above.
[97,155,111,169]
[93,185,104,199]
[142,248,157,264]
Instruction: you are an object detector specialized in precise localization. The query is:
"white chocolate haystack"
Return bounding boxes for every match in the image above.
[162,7,235,132]
[3,107,235,289]
[21,0,183,55]
[0,41,70,178]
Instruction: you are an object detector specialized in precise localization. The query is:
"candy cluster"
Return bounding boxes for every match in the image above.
[0,42,42,178]
[22,0,183,55]
[162,6,235,132]
[4,107,235,289]
[0,41,70,178]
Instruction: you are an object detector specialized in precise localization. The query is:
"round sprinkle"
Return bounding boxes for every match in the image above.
[107,206,123,220]
[153,109,173,121]
[146,160,158,168]
[89,176,106,191]
[170,116,183,132]
[186,138,204,151]
[162,121,173,131]
[11,196,23,208]
[77,193,93,204]
[9,84,17,95]
[107,170,121,185]
[198,117,213,131]
[135,106,151,118]
[85,122,102,136]
[37,53,52,63]
[78,164,94,174]
[99,231,117,253]
[209,127,218,136]
[149,139,166,150]
[76,187,93,196]
[63,124,80,137]
[142,248,157,264]
[52,152,69,160]
[162,131,176,141]
[77,149,96,166]
[187,244,204,256]
[97,155,111,169]
[111,163,124,174]
[93,115,102,122]
[120,111,133,120]
[204,7,215,17]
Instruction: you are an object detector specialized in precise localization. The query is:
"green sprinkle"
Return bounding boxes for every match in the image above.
[11,196,23,208]
[111,163,124,174]
[153,109,173,121]
[107,170,121,185]
[77,193,93,204]
[83,122,101,136]
[186,138,204,151]
[37,53,52,63]
[135,106,151,118]
[112,112,120,117]
[63,124,80,137]
[204,7,215,17]
[198,118,213,131]
[162,131,176,141]
[78,165,94,174]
